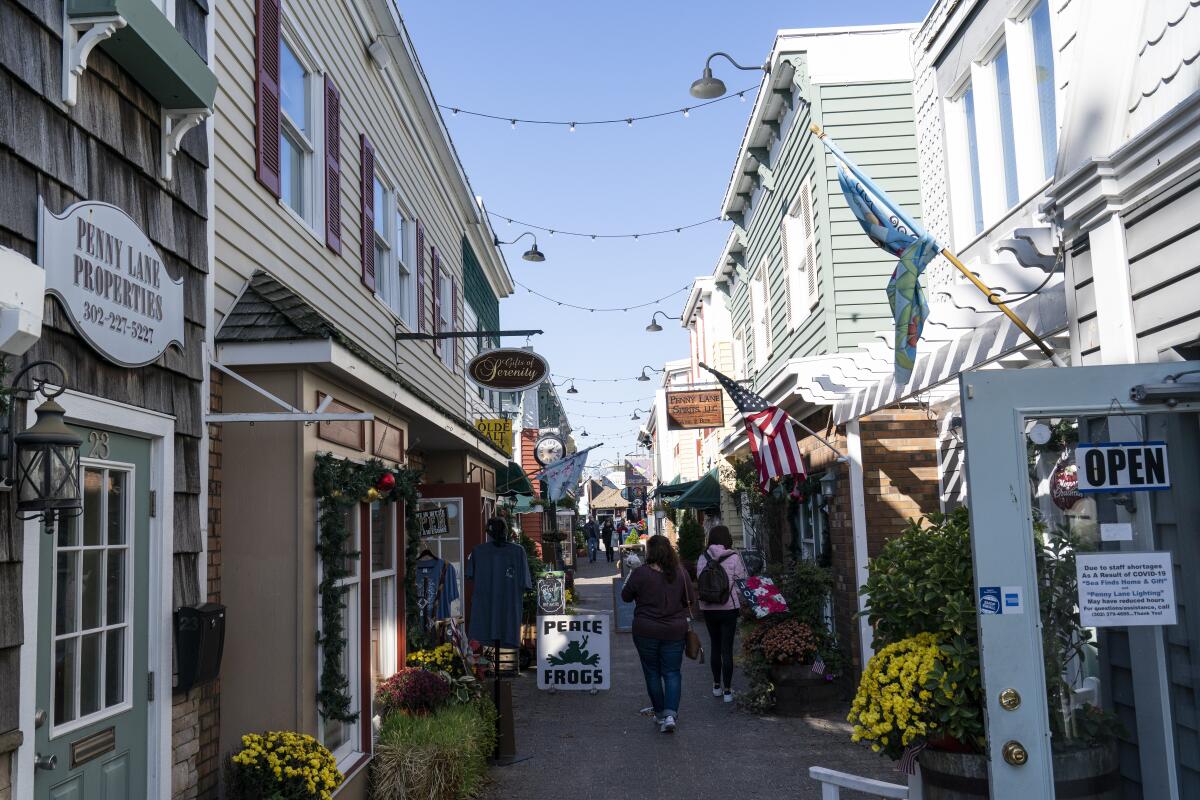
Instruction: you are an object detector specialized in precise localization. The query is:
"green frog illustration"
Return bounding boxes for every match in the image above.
[546,635,601,666]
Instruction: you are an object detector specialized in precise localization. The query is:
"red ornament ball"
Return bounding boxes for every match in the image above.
[376,472,397,492]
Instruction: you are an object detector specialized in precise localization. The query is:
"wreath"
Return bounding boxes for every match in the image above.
[313,453,422,723]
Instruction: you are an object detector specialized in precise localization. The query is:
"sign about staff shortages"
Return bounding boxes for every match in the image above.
[40,199,185,367]
[537,614,611,691]
[1075,551,1177,628]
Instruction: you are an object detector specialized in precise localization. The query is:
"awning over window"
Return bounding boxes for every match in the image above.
[652,478,698,499]
[673,469,720,510]
[497,461,534,497]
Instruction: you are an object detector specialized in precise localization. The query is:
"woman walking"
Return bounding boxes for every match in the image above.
[695,526,747,703]
[621,534,695,733]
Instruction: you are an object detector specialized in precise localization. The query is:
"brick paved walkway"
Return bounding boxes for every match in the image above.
[484,555,902,799]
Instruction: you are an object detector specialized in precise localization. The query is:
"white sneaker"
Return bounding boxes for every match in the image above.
[660,715,677,733]
[712,685,722,697]
[723,691,734,703]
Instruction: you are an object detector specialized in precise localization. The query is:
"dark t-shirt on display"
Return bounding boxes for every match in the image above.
[465,542,531,648]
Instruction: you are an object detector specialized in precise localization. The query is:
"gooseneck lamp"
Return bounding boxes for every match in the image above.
[494,231,545,263]
[690,52,770,99]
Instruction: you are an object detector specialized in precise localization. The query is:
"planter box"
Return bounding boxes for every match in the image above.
[919,741,1119,800]
[768,663,841,716]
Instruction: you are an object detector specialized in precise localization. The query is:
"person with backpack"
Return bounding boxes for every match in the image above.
[583,517,600,563]
[695,525,748,703]
[601,518,616,562]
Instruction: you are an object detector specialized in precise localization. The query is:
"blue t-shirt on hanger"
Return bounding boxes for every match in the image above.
[414,557,459,621]
[465,542,531,648]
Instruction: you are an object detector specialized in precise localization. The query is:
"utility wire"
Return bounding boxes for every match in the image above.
[492,212,723,240]
[517,281,690,313]
[441,85,757,128]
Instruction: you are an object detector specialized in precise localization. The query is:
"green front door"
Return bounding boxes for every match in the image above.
[34,427,151,799]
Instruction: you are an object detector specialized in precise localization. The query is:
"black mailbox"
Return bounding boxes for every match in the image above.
[175,603,225,693]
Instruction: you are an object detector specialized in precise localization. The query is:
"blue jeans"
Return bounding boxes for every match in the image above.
[632,636,684,719]
[587,540,598,561]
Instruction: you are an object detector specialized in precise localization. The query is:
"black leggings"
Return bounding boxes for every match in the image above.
[703,609,739,689]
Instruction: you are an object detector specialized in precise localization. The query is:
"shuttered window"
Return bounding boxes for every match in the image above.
[416,221,426,333]
[431,247,442,357]
[751,259,771,371]
[450,277,460,372]
[359,134,375,291]
[254,0,282,196]
[323,76,341,253]
[783,180,818,328]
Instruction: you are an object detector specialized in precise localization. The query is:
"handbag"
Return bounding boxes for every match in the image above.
[684,596,704,663]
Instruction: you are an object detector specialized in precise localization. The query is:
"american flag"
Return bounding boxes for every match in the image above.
[811,656,826,675]
[700,363,806,493]
[898,740,927,775]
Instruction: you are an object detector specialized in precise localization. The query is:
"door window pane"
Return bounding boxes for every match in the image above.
[79,631,102,716]
[105,628,125,706]
[371,503,393,572]
[994,47,1020,208]
[54,639,76,725]
[81,550,103,630]
[83,469,103,546]
[107,471,125,544]
[106,550,126,624]
[1031,1,1057,178]
[962,86,985,234]
[56,551,78,635]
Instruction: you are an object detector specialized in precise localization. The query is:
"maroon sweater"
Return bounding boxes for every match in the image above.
[621,564,695,641]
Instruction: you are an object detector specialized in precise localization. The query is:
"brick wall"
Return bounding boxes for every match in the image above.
[518,429,543,547]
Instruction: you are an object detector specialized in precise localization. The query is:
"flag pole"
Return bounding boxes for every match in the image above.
[810,124,1066,368]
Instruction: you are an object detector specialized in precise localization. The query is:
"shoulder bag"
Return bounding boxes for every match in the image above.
[684,577,704,663]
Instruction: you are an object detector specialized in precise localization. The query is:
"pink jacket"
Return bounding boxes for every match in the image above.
[696,544,748,611]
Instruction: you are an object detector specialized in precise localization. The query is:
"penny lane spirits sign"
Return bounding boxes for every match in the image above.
[40,200,185,367]
[467,349,548,392]
[666,389,724,430]
[537,614,610,691]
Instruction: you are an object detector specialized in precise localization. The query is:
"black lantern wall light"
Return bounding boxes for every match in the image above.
[0,360,83,529]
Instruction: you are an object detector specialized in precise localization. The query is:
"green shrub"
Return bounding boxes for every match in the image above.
[775,559,833,628]
[371,699,497,799]
[676,515,705,562]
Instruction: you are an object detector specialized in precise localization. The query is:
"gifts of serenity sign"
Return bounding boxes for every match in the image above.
[467,349,548,392]
[39,200,185,367]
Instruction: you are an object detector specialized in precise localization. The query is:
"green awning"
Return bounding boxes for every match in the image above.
[653,478,698,499]
[673,469,720,510]
[497,461,533,496]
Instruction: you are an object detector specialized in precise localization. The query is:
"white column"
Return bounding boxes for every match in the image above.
[1087,213,1139,363]
[846,419,873,669]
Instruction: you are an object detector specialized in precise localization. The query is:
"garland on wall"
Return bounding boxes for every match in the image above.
[313,453,422,723]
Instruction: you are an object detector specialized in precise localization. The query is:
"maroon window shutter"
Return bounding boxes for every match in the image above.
[359,134,375,291]
[416,221,426,331]
[324,76,341,253]
[450,276,459,370]
[431,248,442,357]
[254,0,282,196]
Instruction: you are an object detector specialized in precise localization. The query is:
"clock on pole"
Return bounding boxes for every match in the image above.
[534,434,566,467]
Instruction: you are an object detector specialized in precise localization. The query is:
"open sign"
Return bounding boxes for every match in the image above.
[1076,442,1170,493]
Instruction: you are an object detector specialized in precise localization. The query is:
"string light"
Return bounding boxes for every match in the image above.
[490,211,722,240]
[516,281,689,313]
[437,85,757,129]
[563,397,652,405]
[552,372,656,384]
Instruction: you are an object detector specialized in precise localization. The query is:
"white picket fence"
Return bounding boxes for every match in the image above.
[808,767,916,800]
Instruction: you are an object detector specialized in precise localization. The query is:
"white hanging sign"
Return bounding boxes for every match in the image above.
[1075,551,1177,628]
[39,199,185,367]
[537,614,611,691]
[1075,442,1170,493]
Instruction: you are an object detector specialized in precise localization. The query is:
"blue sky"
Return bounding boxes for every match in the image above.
[402,1,934,465]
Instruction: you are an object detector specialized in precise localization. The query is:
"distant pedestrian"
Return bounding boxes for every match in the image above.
[621,534,695,733]
[601,518,615,562]
[695,526,748,703]
[584,517,599,563]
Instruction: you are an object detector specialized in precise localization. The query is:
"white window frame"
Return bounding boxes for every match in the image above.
[733,329,747,380]
[1005,1,1058,185]
[438,270,454,371]
[277,20,325,239]
[318,505,361,768]
[149,0,175,23]
[368,502,398,725]
[49,460,136,738]
[750,258,771,371]
[394,195,416,328]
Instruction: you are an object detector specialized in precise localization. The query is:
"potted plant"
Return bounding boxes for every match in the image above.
[227,731,343,799]
[849,508,1123,799]
[736,560,844,715]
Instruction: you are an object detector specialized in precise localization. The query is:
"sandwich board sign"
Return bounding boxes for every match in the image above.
[1075,442,1170,493]
[537,614,610,691]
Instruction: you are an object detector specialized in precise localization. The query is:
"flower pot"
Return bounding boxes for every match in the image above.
[919,741,1119,800]
[768,662,840,716]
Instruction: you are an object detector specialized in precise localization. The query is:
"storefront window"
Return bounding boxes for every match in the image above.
[416,498,464,618]
[369,502,397,719]
[320,506,359,762]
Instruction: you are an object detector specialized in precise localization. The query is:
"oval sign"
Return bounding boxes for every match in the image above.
[468,349,548,392]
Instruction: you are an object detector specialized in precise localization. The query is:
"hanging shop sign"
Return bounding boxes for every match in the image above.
[536,571,566,614]
[537,614,610,691]
[475,418,513,455]
[665,389,724,430]
[416,507,449,538]
[1075,551,1177,627]
[467,348,548,392]
[1075,442,1170,493]
[39,199,185,368]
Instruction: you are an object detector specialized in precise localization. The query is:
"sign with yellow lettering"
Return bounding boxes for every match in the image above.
[39,199,185,367]
[475,417,513,455]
